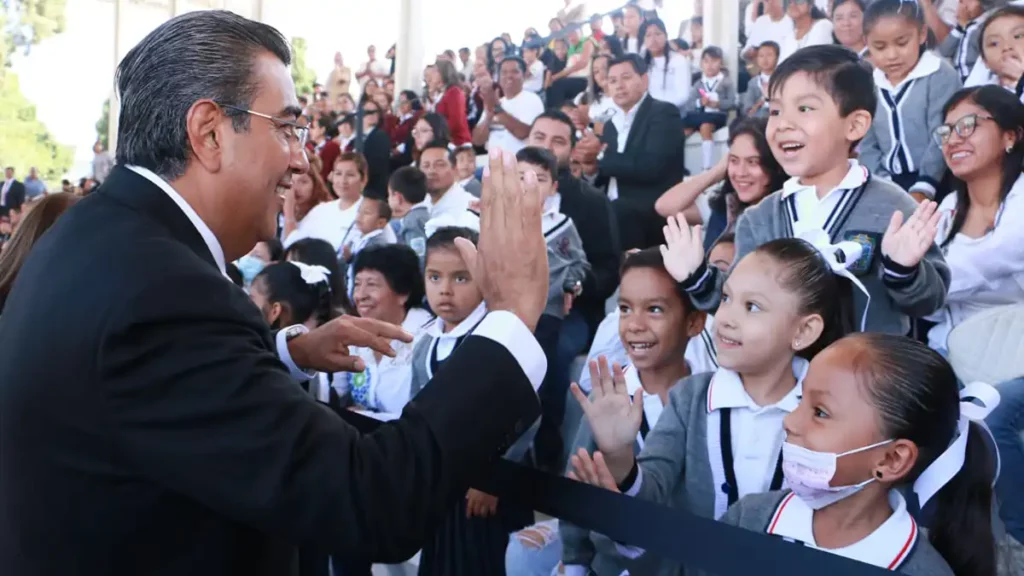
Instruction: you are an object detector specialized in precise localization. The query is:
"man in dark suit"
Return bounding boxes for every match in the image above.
[0,167,26,217]
[0,11,550,576]
[358,100,393,200]
[577,54,685,250]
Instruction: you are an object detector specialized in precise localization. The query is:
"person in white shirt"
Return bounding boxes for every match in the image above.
[573,54,616,126]
[355,45,389,90]
[283,152,365,253]
[472,57,545,154]
[743,0,794,61]
[619,3,645,54]
[522,42,547,94]
[642,18,691,112]
[778,0,835,63]
[418,141,474,221]
[926,85,1024,353]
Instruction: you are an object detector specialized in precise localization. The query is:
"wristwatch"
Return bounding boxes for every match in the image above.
[596,149,605,161]
[565,280,583,298]
[283,324,308,343]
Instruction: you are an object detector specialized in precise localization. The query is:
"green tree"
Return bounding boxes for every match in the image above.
[0,0,73,183]
[290,37,317,97]
[95,97,110,151]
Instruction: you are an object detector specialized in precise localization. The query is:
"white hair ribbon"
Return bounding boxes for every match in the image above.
[797,229,871,331]
[424,210,481,239]
[913,381,1002,509]
[290,261,331,287]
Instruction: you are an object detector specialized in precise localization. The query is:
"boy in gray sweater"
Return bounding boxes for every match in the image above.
[517,146,590,472]
[676,45,949,336]
[387,166,430,266]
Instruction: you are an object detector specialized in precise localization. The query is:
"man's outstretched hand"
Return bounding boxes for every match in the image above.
[288,316,413,373]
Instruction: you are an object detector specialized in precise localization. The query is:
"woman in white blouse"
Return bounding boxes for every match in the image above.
[282,152,367,253]
[778,0,835,62]
[642,18,691,112]
[927,85,1024,353]
[572,54,616,126]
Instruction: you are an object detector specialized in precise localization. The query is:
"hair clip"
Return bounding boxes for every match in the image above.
[290,261,331,287]
[913,382,1001,508]
[797,229,871,331]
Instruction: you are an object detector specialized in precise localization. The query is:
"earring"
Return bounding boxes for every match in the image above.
[794,340,801,348]
[875,471,883,479]
[1007,145,1014,153]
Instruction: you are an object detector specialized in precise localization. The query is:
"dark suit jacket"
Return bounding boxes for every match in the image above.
[0,179,25,216]
[361,126,392,199]
[0,166,540,576]
[597,96,684,211]
[557,170,621,335]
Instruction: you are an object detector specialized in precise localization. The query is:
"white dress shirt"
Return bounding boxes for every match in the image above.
[427,182,475,220]
[283,197,363,252]
[606,93,649,202]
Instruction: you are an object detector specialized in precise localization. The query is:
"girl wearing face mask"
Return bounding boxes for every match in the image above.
[717,333,999,576]
[234,238,283,288]
[655,118,787,252]
[569,235,855,573]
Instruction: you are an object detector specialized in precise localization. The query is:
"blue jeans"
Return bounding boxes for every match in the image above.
[988,377,1024,543]
[505,520,562,576]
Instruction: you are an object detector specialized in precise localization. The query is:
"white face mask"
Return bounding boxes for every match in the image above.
[782,439,893,510]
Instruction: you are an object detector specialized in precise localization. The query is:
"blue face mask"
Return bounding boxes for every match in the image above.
[236,254,267,286]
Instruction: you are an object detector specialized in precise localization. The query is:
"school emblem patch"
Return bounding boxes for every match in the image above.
[840,231,881,275]
[348,367,372,408]
[556,236,572,258]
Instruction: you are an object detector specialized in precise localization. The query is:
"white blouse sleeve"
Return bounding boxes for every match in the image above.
[806,19,835,47]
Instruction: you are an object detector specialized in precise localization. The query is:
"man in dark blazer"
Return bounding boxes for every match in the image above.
[0,11,549,576]
[578,54,685,250]
[358,100,393,200]
[0,166,26,217]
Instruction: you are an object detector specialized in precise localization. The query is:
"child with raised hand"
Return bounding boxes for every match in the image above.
[413,225,536,575]
[717,333,1000,576]
[859,0,962,200]
[977,4,1024,102]
[559,248,709,576]
[676,44,949,336]
[568,235,857,572]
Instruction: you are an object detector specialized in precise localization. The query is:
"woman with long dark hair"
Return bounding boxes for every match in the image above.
[778,0,834,62]
[432,58,472,146]
[0,193,79,312]
[655,117,786,251]
[832,0,868,57]
[641,17,691,112]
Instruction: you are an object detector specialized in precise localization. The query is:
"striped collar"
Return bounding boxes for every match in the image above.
[767,490,919,570]
[705,358,807,413]
[873,50,941,92]
[781,160,869,199]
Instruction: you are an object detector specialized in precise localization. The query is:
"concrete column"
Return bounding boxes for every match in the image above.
[704,0,740,87]
[253,0,265,21]
[394,0,426,98]
[108,0,128,154]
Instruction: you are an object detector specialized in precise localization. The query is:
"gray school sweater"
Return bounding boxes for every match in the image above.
[396,205,429,261]
[700,491,956,576]
[742,75,770,119]
[939,19,982,81]
[682,74,738,115]
[559,376,691,576]
[544,212,590,319]
[859,53,962,196]
[683,177,950,336]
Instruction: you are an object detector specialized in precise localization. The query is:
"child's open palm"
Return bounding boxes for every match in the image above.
[881,200,940,267]
[570,357,642,458]
[568,449,621,493]
[660,215,705,283]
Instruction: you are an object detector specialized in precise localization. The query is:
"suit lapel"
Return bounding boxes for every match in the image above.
[97,166,220,272]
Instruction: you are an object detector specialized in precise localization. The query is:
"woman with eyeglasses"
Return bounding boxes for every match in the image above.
[926,85,1024,354]
[929,84,1024,555]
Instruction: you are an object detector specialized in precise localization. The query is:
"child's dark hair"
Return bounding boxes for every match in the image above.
[352,244,426,312]
[621,247,695,313]
[361,193,393,221]
[711,232,735,250]
[940,86,1024,249]
[710,117,786,215]
[979,5,1024,64]
[389,166,427,204]
[426,226,479,261]
[757,40,780,58]
[284,238,351,313]
[863,0,925,36]
[768,44,877,144]
[751,238,855,359]
[515,146,558,180]
[261,238,284,262]
[701,45,724,61]
[845,333,996,576]
[253,262,334,327]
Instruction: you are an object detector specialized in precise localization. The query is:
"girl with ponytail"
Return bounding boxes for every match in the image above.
[249,261,334,330]
[720,333,999,576]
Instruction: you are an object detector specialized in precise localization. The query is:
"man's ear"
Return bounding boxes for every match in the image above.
[185,99,226,173]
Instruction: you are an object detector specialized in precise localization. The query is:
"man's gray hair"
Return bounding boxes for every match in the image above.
[114,10,291,180]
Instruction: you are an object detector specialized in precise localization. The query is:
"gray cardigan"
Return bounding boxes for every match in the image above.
[703,491,955,576]
[741,75,770,119]
[544,214,590,319]
[683,75,737,115]
[683,176,950,336]
[859,53,962,197]
[939,19,982,81]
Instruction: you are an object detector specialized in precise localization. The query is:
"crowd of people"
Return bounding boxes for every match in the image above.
[1,0,1024,575]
